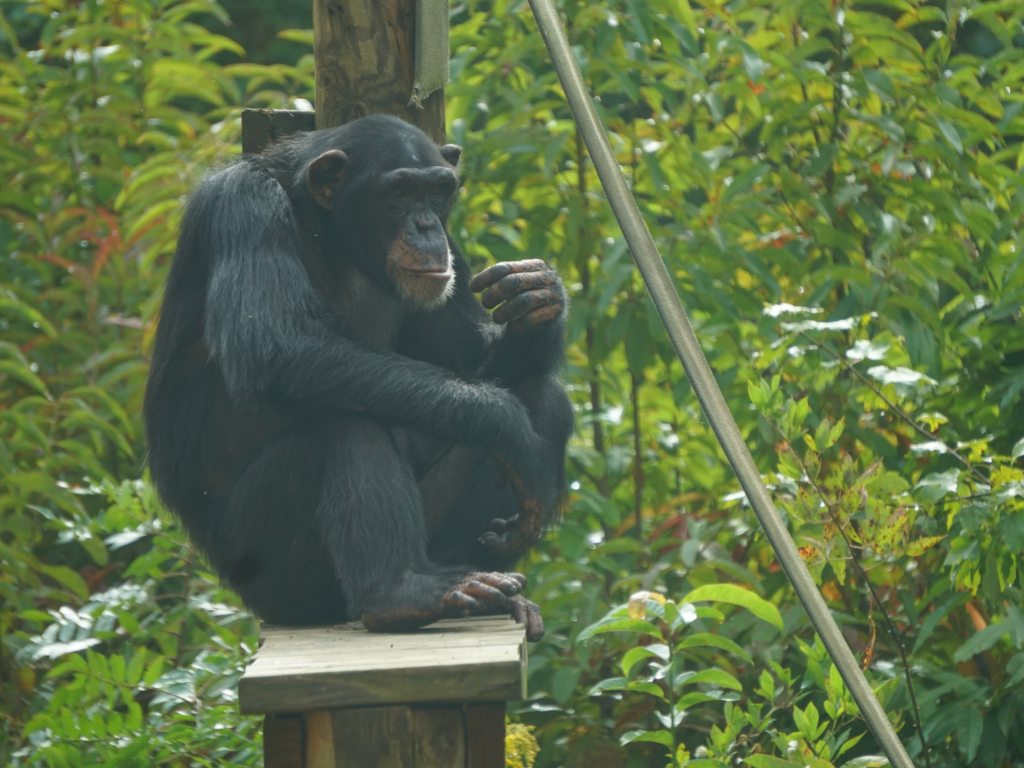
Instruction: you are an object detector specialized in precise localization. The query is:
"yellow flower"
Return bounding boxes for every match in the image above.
[506,722,540,768]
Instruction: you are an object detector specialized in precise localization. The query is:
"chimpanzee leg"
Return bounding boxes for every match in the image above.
[317,417,530,632]
[210,423,346,625]
[214,417,527,631]
[417,375,573,569]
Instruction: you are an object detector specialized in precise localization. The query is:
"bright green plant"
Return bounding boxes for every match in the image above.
[0,0,311,763]
[579,586,783,766]
[448,0,1024,765]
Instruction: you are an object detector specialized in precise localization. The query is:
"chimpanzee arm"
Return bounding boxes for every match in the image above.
[197,163,550,493]
[476,320,566,384]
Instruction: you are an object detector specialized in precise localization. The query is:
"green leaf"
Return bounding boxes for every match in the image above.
[935,116,963,155]
[694,607,725,622]
[142,657,165,686]
[1006,654,1024,688]
[757,669,776,700]
[997,512,1024,554]
[109,654,126,684]
[626,681,668,699]
[277,28,314,45]
[683,584,783,630]
[914,468,960,502]
[839,757,889,768]
[551,666,581,704]
[126,649,145,686]
[0,298,58,337]
[621,730,673,747]
[675,691,718,709]
[0,360,49,397]
[793,701,826,740]
[905,535,945,557]
[958,707,983,762]
[589,676,631,695]
[37,565,89,602]
[1012,436,1024,459]
[679,669,742,690]
[953,622,1008,662]
[676,633,753,663]
[621,644,669,675]
[745,756,802,768]
[577,618,665,643]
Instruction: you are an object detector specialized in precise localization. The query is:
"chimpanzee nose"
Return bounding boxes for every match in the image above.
[415,217,435,232]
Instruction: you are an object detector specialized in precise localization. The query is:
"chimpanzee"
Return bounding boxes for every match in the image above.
[143,114,571,641]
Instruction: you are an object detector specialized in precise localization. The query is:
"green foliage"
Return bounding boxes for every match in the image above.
[447,0,1024,765]
[2,0,1024,766]
[0,0,311,763]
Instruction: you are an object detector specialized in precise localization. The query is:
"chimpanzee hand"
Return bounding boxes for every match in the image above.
[443,572,544,640]
[471,259,566,332]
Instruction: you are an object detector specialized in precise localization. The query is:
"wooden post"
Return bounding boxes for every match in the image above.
[241,617,524,768]
[312,0,445,142]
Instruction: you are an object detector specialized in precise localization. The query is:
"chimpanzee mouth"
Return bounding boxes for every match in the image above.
[402,267,453,280]
[390,244,456,309]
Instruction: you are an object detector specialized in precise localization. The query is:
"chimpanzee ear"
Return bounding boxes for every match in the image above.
[439,144,462,167]
[307,150,349,209]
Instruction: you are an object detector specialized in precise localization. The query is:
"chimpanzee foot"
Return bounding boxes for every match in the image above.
[479,512,544,556]
[442,571,526,618]
[481,454,546,557]
[509,595,544,642]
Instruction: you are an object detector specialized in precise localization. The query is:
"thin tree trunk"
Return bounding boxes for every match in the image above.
[575,130,609,497]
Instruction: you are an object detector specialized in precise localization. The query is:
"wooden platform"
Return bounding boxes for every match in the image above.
[240,615,527,714]
[239,616,527,768]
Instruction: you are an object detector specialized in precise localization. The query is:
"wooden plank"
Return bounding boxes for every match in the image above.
[331,706,412,768]
[249,629,525,665]
[305,711,336,768]
[414,707,466,767]
[241,109,316,155]
[245,645,523,676]
[464,703,506,768]
[240,657,521,714]
[263,714,303,768]
[239,616,526,714]
[244,631,524,673]
[331,705,465,768]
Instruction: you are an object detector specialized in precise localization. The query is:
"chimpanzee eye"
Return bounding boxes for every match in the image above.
[394,186,412,199]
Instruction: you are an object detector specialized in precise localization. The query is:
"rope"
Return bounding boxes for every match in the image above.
[526,1,915,766]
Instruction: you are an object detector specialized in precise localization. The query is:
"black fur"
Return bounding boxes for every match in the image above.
[144,115,572,628]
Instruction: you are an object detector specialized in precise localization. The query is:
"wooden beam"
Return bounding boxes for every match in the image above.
[312,0,444,141]
[330,706,465,768]
[263,714,303,768]
[305,711,336,768]
[464,704,507,768]
[241,109,316,155]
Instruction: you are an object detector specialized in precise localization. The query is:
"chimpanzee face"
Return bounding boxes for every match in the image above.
[375,164,459,308]
[304,142,463,310]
